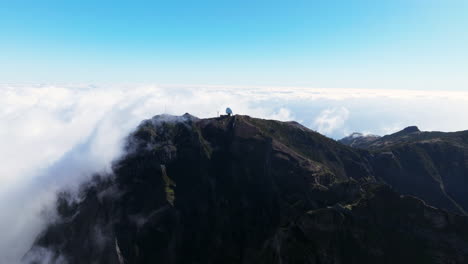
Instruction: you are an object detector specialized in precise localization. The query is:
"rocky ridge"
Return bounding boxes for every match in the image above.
[25,114,468,264]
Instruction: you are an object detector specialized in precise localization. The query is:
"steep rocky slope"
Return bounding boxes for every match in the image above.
[341,127,468,215]
[25,115,468,264]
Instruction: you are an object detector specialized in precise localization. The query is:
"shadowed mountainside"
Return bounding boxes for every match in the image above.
[340,126,468,215]
[25,114,468,264]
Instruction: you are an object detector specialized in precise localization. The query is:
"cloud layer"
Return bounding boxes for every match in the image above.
[313,107,350,135]
[1,84,468,263]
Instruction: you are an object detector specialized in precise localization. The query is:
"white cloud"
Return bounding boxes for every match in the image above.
[265,107,294,121]
[1,83,468,263]
[312,107,350,135]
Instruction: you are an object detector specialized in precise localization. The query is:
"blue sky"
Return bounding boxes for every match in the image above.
[1,0,467,89]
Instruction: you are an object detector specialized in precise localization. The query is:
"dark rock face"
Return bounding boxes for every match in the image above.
[262,184,468,264]
[26,115,468,264]
[401,126,421,134]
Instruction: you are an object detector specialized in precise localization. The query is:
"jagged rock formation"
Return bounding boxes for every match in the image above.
[25,114,468,264]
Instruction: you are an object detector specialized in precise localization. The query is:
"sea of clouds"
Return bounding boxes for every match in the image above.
[1,84,468,263]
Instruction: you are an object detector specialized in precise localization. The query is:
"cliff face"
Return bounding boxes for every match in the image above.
[26,115,468,264]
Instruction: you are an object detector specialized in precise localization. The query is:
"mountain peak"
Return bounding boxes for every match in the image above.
[386,125,421,139]
[25,114,468,264]
[349,132,364,138]
[401,126,420,134]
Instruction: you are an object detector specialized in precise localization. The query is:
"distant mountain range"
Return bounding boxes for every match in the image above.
[25,114,468,264]
[340,125,468,215]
